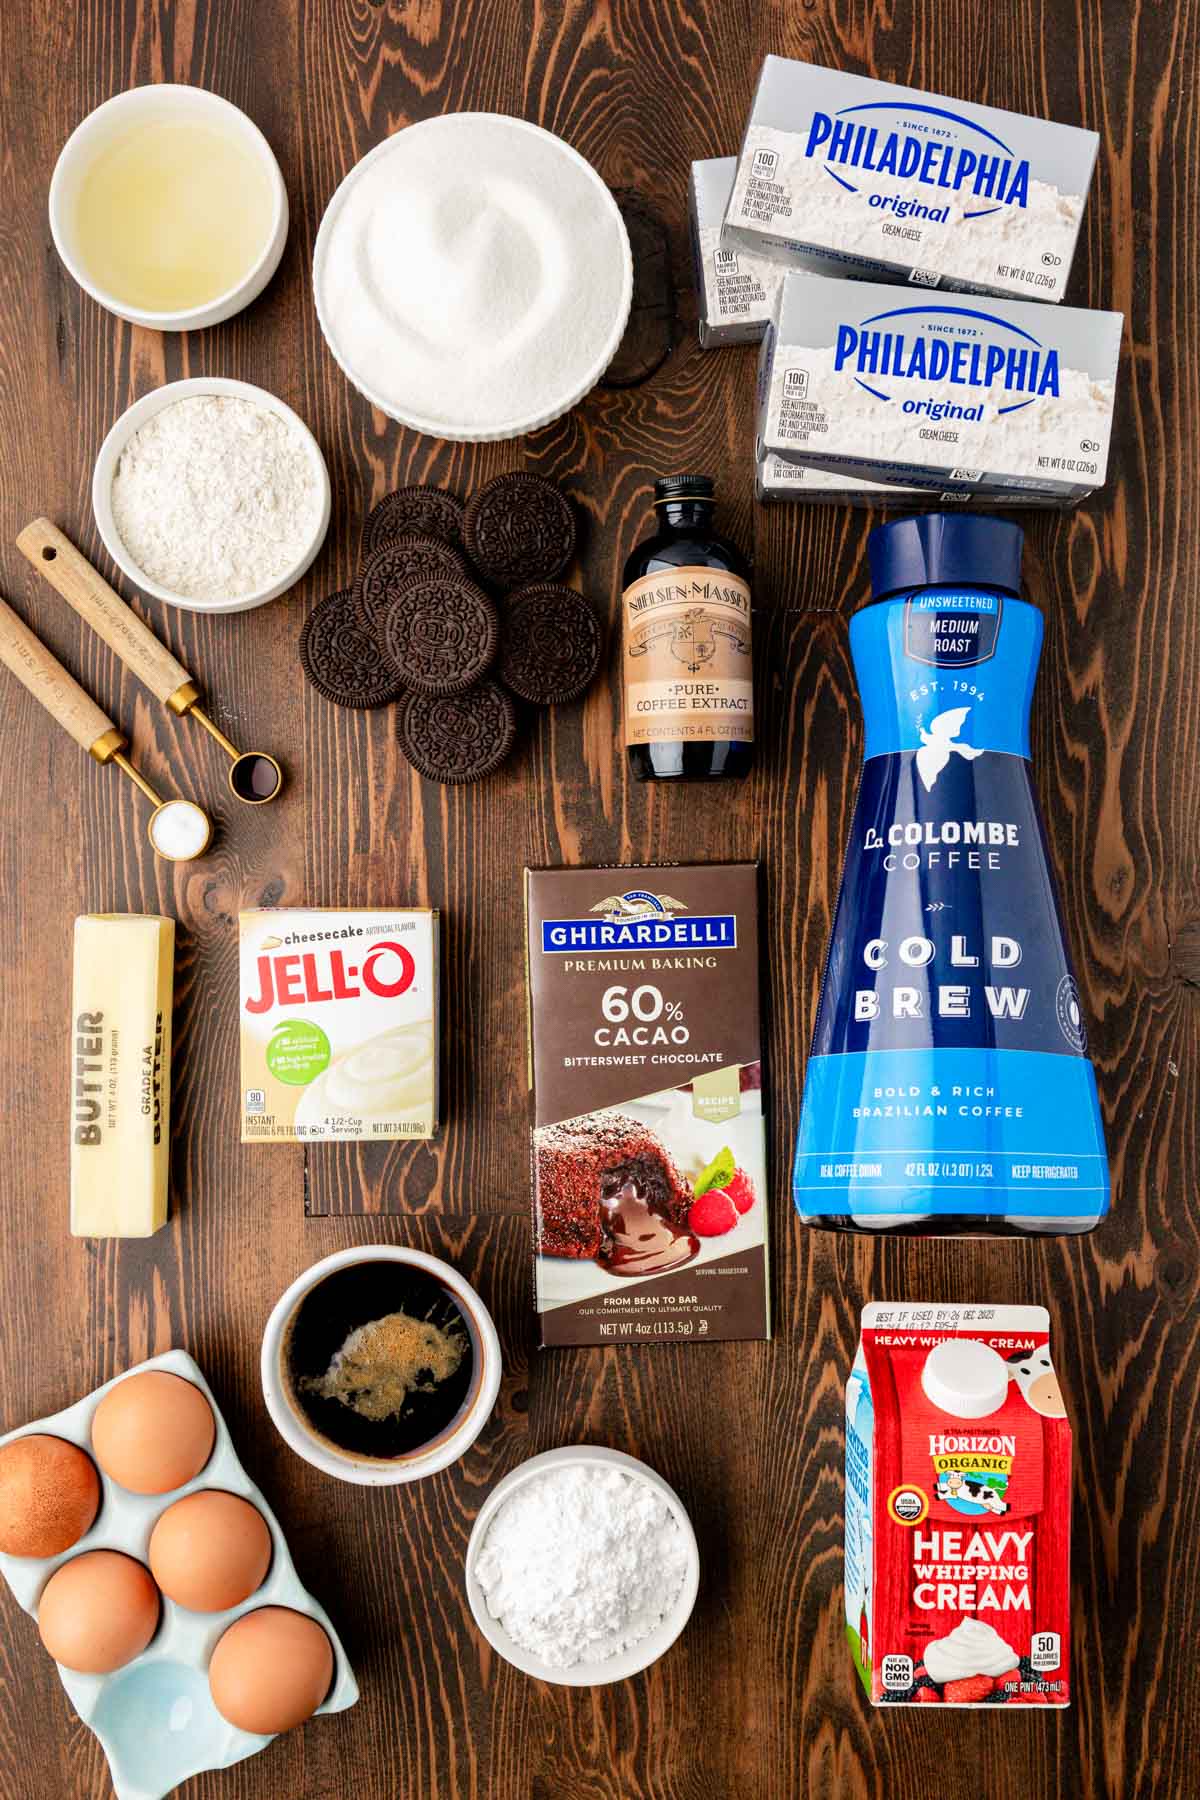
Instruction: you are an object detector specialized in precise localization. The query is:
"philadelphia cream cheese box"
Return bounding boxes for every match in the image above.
[239,908,439,1143]
[757,271,1122,501]
[724,56,1099,301]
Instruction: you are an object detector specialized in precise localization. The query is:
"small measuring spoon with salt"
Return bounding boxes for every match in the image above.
[18,518,284,805]
[0,593,211,862]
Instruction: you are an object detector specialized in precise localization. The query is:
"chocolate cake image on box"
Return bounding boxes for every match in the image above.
[534,1111,699,1277]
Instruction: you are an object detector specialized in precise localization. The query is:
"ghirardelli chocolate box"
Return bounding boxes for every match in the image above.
[524,863,769,1347]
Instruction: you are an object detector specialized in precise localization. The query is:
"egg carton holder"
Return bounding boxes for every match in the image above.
[0,1348,357,1800]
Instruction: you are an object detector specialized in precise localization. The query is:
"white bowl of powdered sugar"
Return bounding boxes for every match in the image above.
[93,377,331,612]
[466,1446,699,1685]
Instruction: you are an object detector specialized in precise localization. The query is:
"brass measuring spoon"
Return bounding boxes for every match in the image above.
[18,518,284,804]
[0,594,211,861]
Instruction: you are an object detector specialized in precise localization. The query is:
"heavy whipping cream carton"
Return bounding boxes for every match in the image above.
[846,1303,1071,1707]
[725,57,1099,301]
[757,272,1122,502]
[239,908,438,1143]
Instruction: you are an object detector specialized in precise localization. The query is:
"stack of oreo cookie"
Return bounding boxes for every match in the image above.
[299,474,603,784]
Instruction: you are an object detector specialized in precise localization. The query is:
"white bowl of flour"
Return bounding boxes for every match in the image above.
[312,114,634,441]
[93,377,331,612]
[466,1446,700,1684]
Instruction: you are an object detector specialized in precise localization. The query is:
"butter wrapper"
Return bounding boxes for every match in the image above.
[239,908,439,1144]
[71,914,174,1238]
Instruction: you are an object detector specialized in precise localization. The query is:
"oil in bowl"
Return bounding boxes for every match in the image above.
[72,120,275,314]
[51,87,287,329]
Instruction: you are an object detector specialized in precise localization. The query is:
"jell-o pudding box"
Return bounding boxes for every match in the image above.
[846,1303,1070,1707]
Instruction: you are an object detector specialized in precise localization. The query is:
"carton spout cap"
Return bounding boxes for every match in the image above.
[869,513,1024,600]
[921,1338,1010,1418]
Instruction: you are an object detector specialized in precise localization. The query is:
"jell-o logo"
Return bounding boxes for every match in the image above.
[245,942,416,1014]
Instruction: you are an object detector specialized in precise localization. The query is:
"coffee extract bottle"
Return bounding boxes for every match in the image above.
[620,475,754,780]
[792,512,1109,1236]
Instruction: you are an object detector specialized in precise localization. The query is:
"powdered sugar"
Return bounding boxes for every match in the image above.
[472,1464,690,1668]
[111,396,321,601]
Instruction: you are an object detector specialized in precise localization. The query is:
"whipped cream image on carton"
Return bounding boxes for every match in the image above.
[757,272,1122,501]
[725,57,1099,301]
[846,1303,1071,1708]
[239,908,439,1143]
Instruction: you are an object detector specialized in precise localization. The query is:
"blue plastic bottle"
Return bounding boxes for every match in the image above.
[793,513,1109,1235]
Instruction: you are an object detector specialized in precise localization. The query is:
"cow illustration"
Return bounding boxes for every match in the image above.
[1006,1347,1067,1418]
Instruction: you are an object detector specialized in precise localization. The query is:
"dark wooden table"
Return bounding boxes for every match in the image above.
[1,3,1196,1796]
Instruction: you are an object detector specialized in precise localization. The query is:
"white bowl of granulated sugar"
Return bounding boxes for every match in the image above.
[465,1445,700,1685]
[313,113,634,441]
[93,377,331,613]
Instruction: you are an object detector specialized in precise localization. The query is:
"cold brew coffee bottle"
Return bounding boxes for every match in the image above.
[621,475,754,780]
[792,513,1109,1236]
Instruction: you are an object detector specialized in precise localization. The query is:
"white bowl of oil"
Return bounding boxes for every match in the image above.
[49,85,289,332]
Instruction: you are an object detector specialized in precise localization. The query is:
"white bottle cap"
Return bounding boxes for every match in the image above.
[921,1338,1010,1418]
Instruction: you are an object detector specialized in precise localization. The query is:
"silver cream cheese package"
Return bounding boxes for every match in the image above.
[725,56,1099,302]
[756,454,925,505]
[756,273,1122,502]
[691,157,793,347]
[239,908,439,1143]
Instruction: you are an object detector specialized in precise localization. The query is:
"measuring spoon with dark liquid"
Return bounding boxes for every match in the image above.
[18,518,284,805]
[598,1178,699,1277]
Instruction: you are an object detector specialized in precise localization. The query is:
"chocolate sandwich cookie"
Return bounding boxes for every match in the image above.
[361,486,466,557]
[463,472,576,586]
[381,575,499,695]
[300,589,405,709]
[355,535,468,641]
[499,583,603,705]
[397,682,517,785]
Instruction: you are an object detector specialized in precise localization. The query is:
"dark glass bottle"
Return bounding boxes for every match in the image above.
[620,475,754,781]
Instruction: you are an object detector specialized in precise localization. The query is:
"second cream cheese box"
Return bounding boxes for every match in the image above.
[239,908,439,1144]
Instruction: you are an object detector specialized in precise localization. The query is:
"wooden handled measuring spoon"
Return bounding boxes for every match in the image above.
[0,593,211,861]
[17,518,284,803]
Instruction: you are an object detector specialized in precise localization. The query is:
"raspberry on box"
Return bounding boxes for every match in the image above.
[943,1674,995,1705]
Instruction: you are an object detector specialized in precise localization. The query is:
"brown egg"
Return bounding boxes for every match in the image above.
[91,1371,215,1495]
[0,1435,101,1558]
[148,1490,272,1612]
[37,1550,160,1673]
[209,1607,334,1734]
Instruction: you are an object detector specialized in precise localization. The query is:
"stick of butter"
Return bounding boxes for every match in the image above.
[71,914,174,1237]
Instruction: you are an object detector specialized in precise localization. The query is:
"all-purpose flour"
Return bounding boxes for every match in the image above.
[473,1465,690,1668]
[111,396,321,601]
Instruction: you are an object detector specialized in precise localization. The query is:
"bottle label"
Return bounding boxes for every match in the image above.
[621,566,754,746]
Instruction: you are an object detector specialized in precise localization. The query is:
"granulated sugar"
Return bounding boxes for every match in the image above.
[111,396,321,601]
[473,1464,690,1668]
[314,115,631,437]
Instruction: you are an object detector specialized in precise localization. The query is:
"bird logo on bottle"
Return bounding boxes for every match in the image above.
[915,706,985,792]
